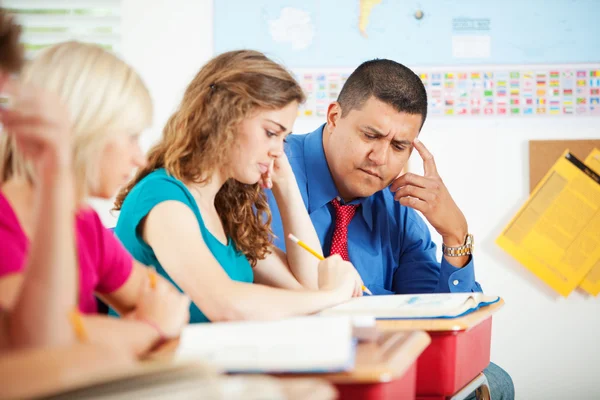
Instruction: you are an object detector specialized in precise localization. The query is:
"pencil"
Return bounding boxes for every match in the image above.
[287,233,372,295]
[288,233,325,260]
[148,267,157,289]
[69,308,88,342]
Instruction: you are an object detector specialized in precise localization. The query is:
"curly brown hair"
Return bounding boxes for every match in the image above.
[114,50,305,266]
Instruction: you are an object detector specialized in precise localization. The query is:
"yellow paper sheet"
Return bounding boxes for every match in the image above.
[578,148,600,296]
[496,150,600,297]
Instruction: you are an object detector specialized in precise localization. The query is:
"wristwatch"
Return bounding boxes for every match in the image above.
[442,233,474,257]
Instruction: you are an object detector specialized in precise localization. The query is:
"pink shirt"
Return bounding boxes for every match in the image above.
[0,192,133,314]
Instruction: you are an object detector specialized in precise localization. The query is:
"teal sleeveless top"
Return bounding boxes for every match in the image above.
[115,169,253,323]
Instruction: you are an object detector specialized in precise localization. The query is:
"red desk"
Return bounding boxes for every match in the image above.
[283,330,431,400]
[377,299,504,400]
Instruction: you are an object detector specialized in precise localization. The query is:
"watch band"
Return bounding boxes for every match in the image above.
[442,234,474,257]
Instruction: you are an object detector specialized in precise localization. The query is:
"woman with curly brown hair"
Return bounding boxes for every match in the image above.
[114,50,362,323]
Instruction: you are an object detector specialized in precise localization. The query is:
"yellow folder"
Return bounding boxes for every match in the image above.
[496,150,600,297]
[578,149,600,296]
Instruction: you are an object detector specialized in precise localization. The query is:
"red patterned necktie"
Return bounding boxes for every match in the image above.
[330,198,359,261]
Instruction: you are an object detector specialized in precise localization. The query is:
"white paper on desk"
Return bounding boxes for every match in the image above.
[320,293,500,320]
[176,316,355,374]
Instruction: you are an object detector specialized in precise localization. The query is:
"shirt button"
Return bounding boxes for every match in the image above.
[453,280,459,286]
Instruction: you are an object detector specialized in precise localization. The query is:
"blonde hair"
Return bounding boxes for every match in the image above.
[0,41,152,200]
[114,50,305,266]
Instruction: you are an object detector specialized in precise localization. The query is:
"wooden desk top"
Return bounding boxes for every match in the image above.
[280,330,430,384]
[376,298,504,332]
[277,377,338,400]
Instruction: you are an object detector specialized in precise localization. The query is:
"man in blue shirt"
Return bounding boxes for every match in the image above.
[267,59,514,399]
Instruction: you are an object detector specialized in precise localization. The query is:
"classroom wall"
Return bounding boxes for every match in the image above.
[88,0,214,222]
[90,1,600,398]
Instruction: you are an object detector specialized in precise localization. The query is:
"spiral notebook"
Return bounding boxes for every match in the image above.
[175,316,356,374]
[320,293,500,320]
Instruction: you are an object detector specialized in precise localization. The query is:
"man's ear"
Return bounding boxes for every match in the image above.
[326,102,342,132]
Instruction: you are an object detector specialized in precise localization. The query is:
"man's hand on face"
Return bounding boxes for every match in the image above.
[389,138,468,247]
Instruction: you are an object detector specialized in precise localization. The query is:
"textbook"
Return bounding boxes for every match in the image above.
[320,293,500,320]
[175,316,356,374]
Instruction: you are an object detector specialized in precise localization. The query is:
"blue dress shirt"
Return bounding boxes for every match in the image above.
[267,125,482,295]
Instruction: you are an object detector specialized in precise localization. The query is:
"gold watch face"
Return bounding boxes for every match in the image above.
[466,234,474,251]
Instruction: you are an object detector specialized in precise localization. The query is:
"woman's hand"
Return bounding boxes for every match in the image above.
[0,79,72,174]
[318,255,359,302]
[130,278,191,339]
[259,152,296,190]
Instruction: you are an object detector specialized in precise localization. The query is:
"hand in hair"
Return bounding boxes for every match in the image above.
[0,80,72,172]
[389,138,469,252]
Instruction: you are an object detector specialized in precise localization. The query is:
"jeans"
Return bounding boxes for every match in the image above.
[465,362,515,400]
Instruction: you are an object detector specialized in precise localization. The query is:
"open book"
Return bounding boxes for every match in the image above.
[176,316,356,374]
[320,293,500,320]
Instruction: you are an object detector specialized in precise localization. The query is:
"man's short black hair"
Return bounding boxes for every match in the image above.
[337,59,428,128]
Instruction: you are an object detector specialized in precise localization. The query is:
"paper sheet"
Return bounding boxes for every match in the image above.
[175,317,354,373]
[496,150,600,296]
[578,148,600,295]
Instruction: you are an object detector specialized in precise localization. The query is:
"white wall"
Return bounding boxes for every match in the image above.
[89,0,214,222]
[98,1,600,398]
[390,118,600,400]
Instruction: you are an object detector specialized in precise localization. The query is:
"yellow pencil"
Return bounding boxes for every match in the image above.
[148,267,157,289]
[287,233,372,295]
[69,308,89,343]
